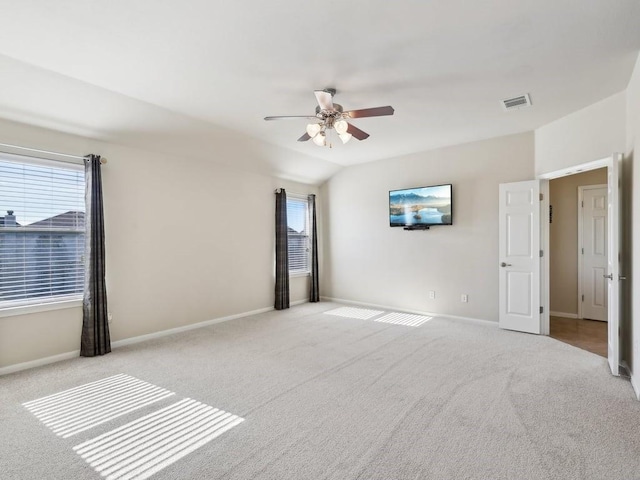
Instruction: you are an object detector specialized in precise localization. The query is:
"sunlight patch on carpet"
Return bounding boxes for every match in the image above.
[22,374,175,438]
[374,312,432,327]
[73,398,244,480]
[323,306,384,320]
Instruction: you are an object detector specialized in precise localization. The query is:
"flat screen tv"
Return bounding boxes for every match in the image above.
[389,184,453,227]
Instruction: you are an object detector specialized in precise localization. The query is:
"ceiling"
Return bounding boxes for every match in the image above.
[0,0,639,177]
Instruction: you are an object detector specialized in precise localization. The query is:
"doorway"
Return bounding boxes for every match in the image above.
[548,169,608,357]
[500,154,621,375]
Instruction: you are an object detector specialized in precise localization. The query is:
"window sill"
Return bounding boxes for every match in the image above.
[0,298,83,318]
[289,271,310,278]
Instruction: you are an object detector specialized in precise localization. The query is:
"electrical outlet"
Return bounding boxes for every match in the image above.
[461,294,468,303]
[428,290,436,299]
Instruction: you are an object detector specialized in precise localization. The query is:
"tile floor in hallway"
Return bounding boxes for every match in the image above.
[549,316,607,357]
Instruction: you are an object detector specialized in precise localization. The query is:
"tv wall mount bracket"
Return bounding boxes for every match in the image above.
[403,225,430,230]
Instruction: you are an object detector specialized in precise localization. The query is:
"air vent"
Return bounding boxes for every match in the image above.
[501,93,532,111]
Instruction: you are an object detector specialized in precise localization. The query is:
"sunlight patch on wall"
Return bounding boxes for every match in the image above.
[73,398,244,480]
[374,312,432,327]
[22,374,175,438]
[323,306,384,320]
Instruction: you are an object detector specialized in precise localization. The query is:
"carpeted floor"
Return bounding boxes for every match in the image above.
[1,301,639,480]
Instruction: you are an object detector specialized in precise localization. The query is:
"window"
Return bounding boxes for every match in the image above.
[286,194,310,275]
[0,153,85,309]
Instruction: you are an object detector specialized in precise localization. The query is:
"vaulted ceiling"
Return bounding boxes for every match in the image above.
[0,0,639,182]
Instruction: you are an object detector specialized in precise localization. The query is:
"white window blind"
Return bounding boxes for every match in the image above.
[286,195,310,275]
[0,154,85,308]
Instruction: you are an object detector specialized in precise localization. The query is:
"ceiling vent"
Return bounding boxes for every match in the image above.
[501,93,532,111]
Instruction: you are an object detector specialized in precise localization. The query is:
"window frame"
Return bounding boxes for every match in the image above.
[286,193,311,277]
[0,152,86,315]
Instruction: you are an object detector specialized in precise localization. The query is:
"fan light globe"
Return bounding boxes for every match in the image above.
[306,123,322,138]
[334,119,348,134]
[312,132,326,146]
[339,132,352,144]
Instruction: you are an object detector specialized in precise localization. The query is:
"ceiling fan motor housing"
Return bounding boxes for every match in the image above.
[315,103,344,128]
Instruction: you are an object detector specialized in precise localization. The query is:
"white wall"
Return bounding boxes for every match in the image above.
[535,92,626,176]
[321,132,534,321]
[0,118,319,369]
[626,52,640,396]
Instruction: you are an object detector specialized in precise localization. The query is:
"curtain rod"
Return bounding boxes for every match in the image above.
[274,189,313,196]
[0,142,107,164]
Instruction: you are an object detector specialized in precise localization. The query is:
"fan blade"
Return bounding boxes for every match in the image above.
[264,115,318,121]
[314,90,334,111]
[346,123,370,140]
[298,132,311,142]
[345,106,395,118]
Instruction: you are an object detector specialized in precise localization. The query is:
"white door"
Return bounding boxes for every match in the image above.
[606,154,621,376]
[499,180,541,334]
[580,186,608,321]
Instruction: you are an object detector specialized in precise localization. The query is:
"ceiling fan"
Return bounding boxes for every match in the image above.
[264,88,394,147]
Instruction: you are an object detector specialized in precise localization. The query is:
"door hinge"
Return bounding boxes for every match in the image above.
[582,294,584,302]
[581,247,584,255]
[539,193,543,201]
[581,200,584,207]
[539,306,544,314]
[539,250,543,257]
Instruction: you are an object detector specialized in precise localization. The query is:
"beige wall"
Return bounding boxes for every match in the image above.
[0,119,319,369]
[626,52,640,394]
[549,169,607,316]
[321,132,534,322]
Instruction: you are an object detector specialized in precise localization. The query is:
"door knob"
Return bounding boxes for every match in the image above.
[500,262,512,267]
[603,274,613,280]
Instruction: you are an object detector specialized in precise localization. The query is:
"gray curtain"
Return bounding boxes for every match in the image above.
[308,194,319,302]
[80,154,111,357]
[275,188,289,310]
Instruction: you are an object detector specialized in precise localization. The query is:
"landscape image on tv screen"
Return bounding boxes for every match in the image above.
[389,184,452,226]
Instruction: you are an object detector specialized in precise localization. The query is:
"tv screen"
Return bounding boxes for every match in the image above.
[389,184,453,227]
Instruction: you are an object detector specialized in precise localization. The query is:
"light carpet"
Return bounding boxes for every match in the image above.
[1,301,639,480]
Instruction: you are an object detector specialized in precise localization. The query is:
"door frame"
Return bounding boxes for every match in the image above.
[538,154,620,372]
[577,184,608,321]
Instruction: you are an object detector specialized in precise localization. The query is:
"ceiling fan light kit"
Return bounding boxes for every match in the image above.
[306,123,322,138]
[312,131,326,146]
[265,88,394,147]
[338,132,352,144]
[334,119,348,134]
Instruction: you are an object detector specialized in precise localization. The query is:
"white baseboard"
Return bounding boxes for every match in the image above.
[627,364,640,400]
[1,300,314,376]
[0,350,81,376]
[111,305,276,349]
[0,301,317,376]
[632,374,640,401]
[618,361,639,401]
[550,311,579,319]
[320,296,498,327]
